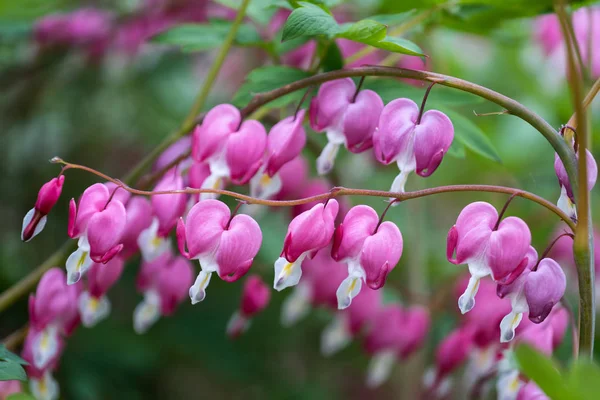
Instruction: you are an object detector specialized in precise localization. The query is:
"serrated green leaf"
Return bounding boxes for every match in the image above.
[514,345,571,400]
[281,2,339,42]
[7,394,36,400]
[337,20,387,42]
[151,21,262,52]
[441,109,502,163]
[0,362,27,382]
[566,361,600,400]
[233,66,311,108]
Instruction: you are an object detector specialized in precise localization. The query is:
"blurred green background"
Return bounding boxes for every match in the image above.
[1,0,599,399]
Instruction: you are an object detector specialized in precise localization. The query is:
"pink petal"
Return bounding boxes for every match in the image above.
[373,98,419,165]
[182,199,230,258]
[342,90,383,153]
[265,110,307,177]
[215,214,262,281]
[413,110,454,177]
[360,221,403,289]
[486,217,531,282]
[87,200,127,263]
[331,205,378,261]
[192,104,240,162]
[309,78,355,132]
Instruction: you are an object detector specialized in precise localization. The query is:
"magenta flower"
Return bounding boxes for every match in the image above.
[397,306,430,360]
[78,257,124,327]
[227,275,271,338]
[0,380,21,399]
[177,199,262,303]
[363,305,405,387]
[250,110,306,200]
[517,382,549,400]
[447,201,531,314]
[192,104,267,197]
[309,78,384,175]
[120,196,152,258]
[274,200,339,291]
[497,248,566,342]
[373,98,454,192]
[85,199,127,264]
[554,149,597,220]
[138,170,186,262]
[22,329,61,400]
[331,205,403,309]
[153,136,192,173]
[22,175,64,242]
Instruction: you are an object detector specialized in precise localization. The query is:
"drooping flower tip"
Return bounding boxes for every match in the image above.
[22,175,65,242]
[240,275,271,318]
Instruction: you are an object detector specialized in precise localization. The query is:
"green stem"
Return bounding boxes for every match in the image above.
[557,1,595,358]
[241,66,578,194]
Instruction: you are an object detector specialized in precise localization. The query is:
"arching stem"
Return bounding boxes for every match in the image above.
[416,82,436,125]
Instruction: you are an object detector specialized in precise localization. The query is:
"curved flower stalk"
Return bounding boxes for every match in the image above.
[177,199,262,303]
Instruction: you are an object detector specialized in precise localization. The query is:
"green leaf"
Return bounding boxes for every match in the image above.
[514,345,571,400]
[441,109,502,163]
[233,66,311,109]
[337,20,387,42]
[7,394,36,400]
[566,361,600,400]
[151,21,262,52]
[446,140,466,159]
[281,2,339,42]
[0,362,27,382]
[368,36,424,56]
[0,346,27,366]
[369,10,419,25]
[320,41,344,72]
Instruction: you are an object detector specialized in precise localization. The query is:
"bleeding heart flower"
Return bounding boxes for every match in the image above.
[273,200,339,291]
[373,98,454,192]
[177,199,262,303]
[22,175,65,242]
[309,78,384,175]
[554,149,597,221]
[227,275,271,339]
[78,257,124,327]
[447,201,531,314]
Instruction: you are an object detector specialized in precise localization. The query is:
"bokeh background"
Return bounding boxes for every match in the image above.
[1,0,599,399]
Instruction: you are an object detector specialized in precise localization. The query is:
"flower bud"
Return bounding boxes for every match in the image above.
[227,275,271,339]
[22,175,65,242]
[554,150,597,220]
[524,258,566,323]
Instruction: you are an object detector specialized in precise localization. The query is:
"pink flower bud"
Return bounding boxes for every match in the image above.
[274,200,339,291]
[151,170,187,236]
[225,120,267,185]
[68,183,110,239]
[86,199,127,263]
[447,202,531,314]
[87,257,124,298]
[524,258,566,323]
[265,110,307,177]
[435,326,474,378]
[517,381,549,400]
[192,104,240,163]
[309,78,383,174]
[157,256,194,315]
[554,150,597,219]
[360,222,403,290]
[373,98,454,192]
[35,175,64,215]
[28,268,70,331]
[240,275,271,317]
[397,306,430,359]
[177,199,262,303]
[120,196,153,257]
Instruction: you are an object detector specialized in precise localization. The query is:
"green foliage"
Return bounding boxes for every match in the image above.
[281,2,424,56]
[233,66,311,108]
[151,20,262,52]
[6,394,36,400]
[515,345,600,400]
[0,345,28,382]
[441,109,502,163]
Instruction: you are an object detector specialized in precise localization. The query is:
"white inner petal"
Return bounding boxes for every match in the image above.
[273,255,305,291]
[65,245,93,285]
[321,314,351,357]
[30,371,59,400]
[78,290,111,328]
[137,218,171,262]
[366,350,397,388]
[557,185,577,221]
[189,270,213,304]
[281,282,313,327]
[32,326,59,370]
[133,290,162,334]
[21,208,47,242]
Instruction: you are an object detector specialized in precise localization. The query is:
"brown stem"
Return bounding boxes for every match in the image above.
[375,199,398,232]
[533,232,575,271]
[416,82,436,125]
[51,157,577,231]
[352,76,366,102]
[2,324,28,351]
[239,66,578,196]
[493,192,520,230]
